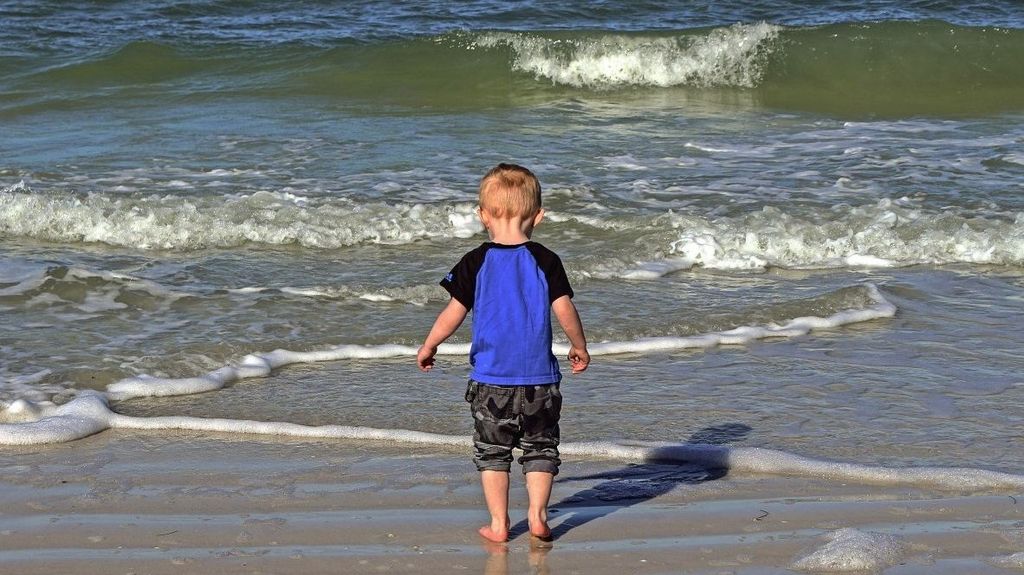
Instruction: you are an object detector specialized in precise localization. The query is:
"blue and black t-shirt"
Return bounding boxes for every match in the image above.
[441,241,573,386]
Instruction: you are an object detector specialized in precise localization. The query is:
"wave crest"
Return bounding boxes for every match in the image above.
[663,200,1024,270]
[0,185,481,249]
[475,23,780,89]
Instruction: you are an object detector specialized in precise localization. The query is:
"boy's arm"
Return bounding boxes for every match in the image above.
[552,294,590,374]
[417,298,468,371]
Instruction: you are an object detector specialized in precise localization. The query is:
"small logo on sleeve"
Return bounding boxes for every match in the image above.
[444,272,454,283]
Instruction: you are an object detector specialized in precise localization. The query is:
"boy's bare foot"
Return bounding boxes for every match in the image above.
[478,522,509,543]
[528,517,552,541]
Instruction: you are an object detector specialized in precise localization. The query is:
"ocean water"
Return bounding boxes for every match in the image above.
[2,1,1024,491]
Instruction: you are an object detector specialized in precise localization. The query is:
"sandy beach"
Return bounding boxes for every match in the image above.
[4,2,1024,574]
[4,432,1024,574]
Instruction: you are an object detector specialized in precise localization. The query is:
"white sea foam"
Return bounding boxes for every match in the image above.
[567,443,1024,490]
[5,394,1024,493]
[602,155,649,171]
[0,186,480,249]
[990,552,1024,569]
[0,269,50,296]
[104,344,471,400]
[229,283,441,305]
[617,258,695,279]
[684,142,736,154]
[1002,153,1024,166]
[0,265,187,302]
[476,23,780,89]
[662,199,1024,271]
[542,211,634,231]
[0,394,113,444]
[0,393,472,447]
[0,369,64,405]
[792,528,905,572]
[2,180,28,193]
[103,284,894,401]
[4,183,1022,270]
[581,286,895,354]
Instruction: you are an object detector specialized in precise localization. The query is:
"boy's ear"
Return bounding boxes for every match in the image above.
[478,206,490,228]
[533,208,545,227]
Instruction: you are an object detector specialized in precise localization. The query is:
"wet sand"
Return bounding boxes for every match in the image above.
[2,431,1024,574]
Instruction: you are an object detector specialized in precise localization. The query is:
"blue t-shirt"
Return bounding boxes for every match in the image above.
[441,242,574,385]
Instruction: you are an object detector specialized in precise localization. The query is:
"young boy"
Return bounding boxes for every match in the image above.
[417,163,590,543]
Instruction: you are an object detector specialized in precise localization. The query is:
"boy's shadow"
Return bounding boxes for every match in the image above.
[508,423,752,541]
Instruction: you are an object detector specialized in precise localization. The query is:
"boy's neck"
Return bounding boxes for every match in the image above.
[488,232,531,245]
[483,215,535,245]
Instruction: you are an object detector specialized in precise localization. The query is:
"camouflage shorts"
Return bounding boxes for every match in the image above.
[465,380,562,475]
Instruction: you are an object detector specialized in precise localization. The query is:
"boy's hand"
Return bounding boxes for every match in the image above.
[568,346,590,374]
[417,345,437,371]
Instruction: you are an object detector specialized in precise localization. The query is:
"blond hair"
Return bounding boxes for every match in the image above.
[478,163,542,219]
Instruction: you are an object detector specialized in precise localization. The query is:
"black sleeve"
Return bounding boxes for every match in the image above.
[440,244,488,310]
[526,242,574,303]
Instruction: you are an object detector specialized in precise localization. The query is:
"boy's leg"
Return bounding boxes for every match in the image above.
[525,471,553,539]
[479,470,511,543]
[468,382,517,543]
[519,384,562,541]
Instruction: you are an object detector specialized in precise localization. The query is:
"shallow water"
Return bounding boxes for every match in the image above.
[2,1,1024,490]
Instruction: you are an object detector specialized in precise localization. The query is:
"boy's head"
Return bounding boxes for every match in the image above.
[478,163,542,220]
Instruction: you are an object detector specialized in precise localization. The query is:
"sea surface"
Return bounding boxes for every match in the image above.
[2,1,1024,486]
